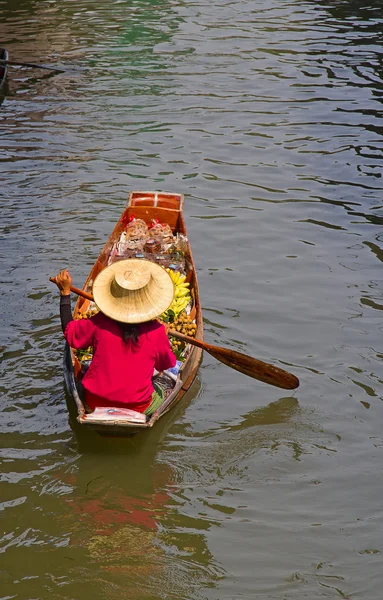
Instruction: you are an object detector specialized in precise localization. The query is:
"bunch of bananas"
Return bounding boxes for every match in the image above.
[163,269,192,318]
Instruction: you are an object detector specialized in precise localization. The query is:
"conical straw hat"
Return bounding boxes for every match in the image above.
[92,259,174,324]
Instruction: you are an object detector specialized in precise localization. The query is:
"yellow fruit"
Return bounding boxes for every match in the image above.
[175,288,190,299]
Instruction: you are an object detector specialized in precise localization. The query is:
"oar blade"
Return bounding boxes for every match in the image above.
[205,345,300,390]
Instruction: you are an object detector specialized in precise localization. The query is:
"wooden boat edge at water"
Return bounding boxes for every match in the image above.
[0,48,9,92]
[64,191,203,436]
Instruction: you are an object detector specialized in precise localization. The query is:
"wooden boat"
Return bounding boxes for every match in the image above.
[0,48,8,92]
[64,191,203,436]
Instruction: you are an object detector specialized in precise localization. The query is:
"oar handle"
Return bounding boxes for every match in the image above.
[49,277,94,301]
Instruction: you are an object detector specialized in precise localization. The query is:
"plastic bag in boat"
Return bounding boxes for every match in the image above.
[153,360,182,382]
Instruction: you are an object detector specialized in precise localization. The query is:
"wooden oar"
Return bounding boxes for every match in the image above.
[50,278,93,300]
[49,277,300,390]
[0,59,66,73]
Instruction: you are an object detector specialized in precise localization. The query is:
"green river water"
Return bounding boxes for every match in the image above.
[1,0,383,598]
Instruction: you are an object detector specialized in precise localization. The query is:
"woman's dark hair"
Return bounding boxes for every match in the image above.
[120,323,140,347]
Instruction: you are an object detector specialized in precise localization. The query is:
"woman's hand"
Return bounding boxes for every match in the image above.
[55,269,72,295]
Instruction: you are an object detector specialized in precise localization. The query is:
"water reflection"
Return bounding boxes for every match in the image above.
[1,378,225,599]
[63,378,223,595]
[55,394,304,596]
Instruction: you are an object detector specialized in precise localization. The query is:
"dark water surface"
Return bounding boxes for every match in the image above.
[1,0,383,598]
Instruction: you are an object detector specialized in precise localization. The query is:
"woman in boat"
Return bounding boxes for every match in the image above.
[54,259,176,414]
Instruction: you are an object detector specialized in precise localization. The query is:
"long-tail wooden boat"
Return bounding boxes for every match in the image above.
[0,48,8,92]
[64,191,203,436]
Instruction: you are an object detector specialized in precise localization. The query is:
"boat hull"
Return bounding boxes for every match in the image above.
[63,191,203,436]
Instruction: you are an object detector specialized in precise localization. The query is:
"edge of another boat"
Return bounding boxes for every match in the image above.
[0,48,9,92]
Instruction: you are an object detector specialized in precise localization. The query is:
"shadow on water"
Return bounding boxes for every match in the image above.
[314,0,383,21]
[224,395,299,432]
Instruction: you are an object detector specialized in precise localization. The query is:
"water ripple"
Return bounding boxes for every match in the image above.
[1,0,383,598]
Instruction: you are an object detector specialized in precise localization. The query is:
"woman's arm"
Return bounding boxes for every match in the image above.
[54,269,74,333]
[60,294,73,333]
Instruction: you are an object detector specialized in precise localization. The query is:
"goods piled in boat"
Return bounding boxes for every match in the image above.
[109,217,195,337]
[108,216,188,273]
[161,269,191,318]
[165,313,197,358]
[75,306,98,320]
[74,215,197,369]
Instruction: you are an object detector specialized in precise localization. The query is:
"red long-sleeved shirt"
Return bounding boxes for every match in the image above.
[64,313,176,412]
